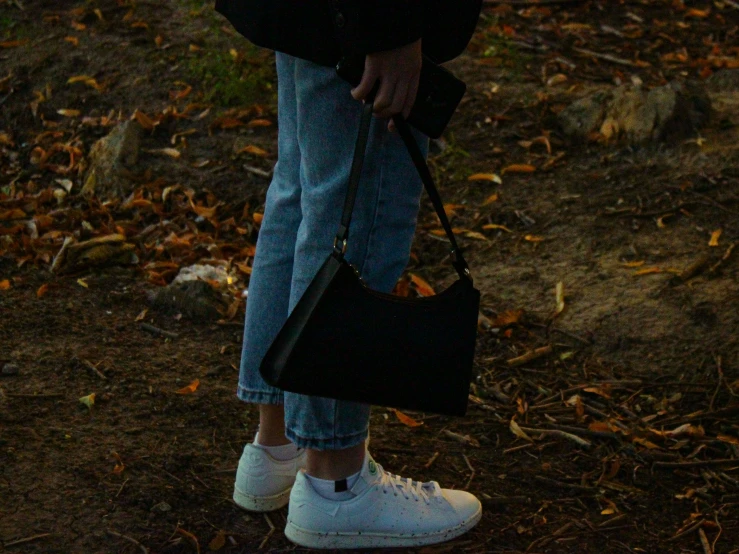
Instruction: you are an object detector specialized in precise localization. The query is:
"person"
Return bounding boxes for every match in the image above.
[214,0,484,549]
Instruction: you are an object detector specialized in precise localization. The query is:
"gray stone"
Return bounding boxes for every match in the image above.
[147,279,229,321]
[82,120,142,199]
[558,80,711,145]
[1,363,19,376]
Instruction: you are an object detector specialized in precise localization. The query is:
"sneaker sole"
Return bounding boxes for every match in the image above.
[233,485,292,512]
[284,503,482,549]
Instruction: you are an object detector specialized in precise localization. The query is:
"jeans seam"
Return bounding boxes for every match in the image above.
[358,123,386,276]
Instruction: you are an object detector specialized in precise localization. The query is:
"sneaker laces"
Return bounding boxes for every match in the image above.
[377,464,440,505]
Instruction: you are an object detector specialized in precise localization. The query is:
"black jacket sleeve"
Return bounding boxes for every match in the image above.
[329,0,424,56]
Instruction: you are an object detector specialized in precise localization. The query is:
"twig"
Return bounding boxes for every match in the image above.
[6,392,63,398]
[462,454,476,490]
[259,514,276,550]
[424,451,440,469]
[484,0,585,5]
[82,358,107,380]
[534,475,597,493]
[654,459,739,469]
[699,528,713,554]
[665,519,705,543]
[139,323,179,339]
[507,345,553,367]
[106,530,149,554]
[543,423,621,442]
[709,242,736,274]
[4,533,52,548]
[519,426,592,449]
[242,164,273,178]
[573,46,645,67]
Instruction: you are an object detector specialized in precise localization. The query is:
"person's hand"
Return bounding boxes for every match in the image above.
[350,39,422,132]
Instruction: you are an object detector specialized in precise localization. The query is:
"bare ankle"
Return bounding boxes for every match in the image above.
[306,442,365,480]
[256,404,289,447]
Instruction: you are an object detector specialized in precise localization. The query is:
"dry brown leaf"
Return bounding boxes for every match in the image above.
[490,309,523,327]
[410,274,435,297]
[36,284,49,298]
[112,452,125,474]
[482,224,512,232]
[252,212,264,225]
[135,309,148,322]
[622,261,645,268]
[146,148,181,159]
[239,145,269,157]
[634,267,662,276]
[133,109,158,131]
[208,531,226,551]
[64,36,79,46]
[555,281,565,315]
[632,436,660,449]
[583,386,611,399]
[509,417,534,442]
[709,229,722,247]
[502,164,536,174]
[0,39,29,48]
[465,231,489,241]
[0,279,11,290]
[468,173,502,184]
[391,409,424,428]
[176,379,200,395]
[57,109,81,117]
[247,118,272,128]
[77,278,89,288]
[525,235,544,242]
[717,434,739,446]
[482,193,499,206]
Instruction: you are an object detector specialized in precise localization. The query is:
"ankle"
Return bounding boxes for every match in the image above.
[306,442,365,480]
[257,403,288,446]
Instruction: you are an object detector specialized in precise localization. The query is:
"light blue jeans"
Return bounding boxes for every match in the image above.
[238,52,429,450]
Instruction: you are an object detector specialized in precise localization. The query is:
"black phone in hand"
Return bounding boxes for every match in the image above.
[336,54,466,139]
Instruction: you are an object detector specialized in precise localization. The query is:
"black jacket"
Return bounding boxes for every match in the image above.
[215,0,482,67]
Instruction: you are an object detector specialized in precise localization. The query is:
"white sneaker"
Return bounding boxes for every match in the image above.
[233,443,307,512]
[285,451,482,549]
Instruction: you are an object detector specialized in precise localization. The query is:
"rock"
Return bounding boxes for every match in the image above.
[172,264,235,288]
[82,120,142,199]
[558,80,711,144]
[147,279,229,320]
[707,69,739,92]
[51,234,139,274]
[151,501,172,512]
[1,363,19,376]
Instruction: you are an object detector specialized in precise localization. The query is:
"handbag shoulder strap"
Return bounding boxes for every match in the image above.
[334,100,472,281]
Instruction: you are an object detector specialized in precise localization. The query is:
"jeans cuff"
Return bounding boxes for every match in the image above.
[286,427,369,451]
[237,385,284,405]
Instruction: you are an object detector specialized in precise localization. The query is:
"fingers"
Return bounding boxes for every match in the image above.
[403,72,420,120]
[351,57,378,101]
[373,78,397,118]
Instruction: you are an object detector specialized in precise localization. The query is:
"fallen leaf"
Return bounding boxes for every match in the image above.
[442,430,480,447]
[510,417,534,442]
[57,109,81,117]
[632,436,660,449]
[71,21,86,31]
[239,145,268,157]
[79,393,95,409]
[64,36,80,46]
[525,235,544,242]
[133,109,158,131]
[208,531,226,551]
[622,261,645,268]
[490,309,523,327]
[77,278,89,288]
[176,379,200,395]
[634,267,662,276]
[709,229,722,247]
[555,281,565,315]
[36,284,49,298]
[0,279,11,290]
[0,39,29,48]
[391,409,423,427]
[247,118,272,128]
[468,173,503,184]
[502,164,536,174]
[482,193,499,205]
[135,309,148,322]
[685,8,710,18]
[252,212,263,225]
[717,434,739,446]
[410,274,435,297]
[112,452,125,474]
[583,386,611,399]
[482,224,512,232]
[146,148,181,158]
[465,231,489,241]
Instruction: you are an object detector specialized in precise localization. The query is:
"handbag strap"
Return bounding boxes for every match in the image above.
[334,99,472,281]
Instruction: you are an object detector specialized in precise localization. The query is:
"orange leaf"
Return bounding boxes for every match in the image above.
[502,164,536,174]
[717,434,739,446]
[622,261,645,268]
[468,173,502,183]
[57,109,81,117]
[112,452,125,474]
[239,145,269,157]
[490,309,523,327]
[0,39,29,48]
[176,379,200,395]
[213,117,245,129]
[634,267,662,276]
[36,284,49,298]
[0,279,11,290]
[524,235,544,242]
[391,409,423,427]
[482,193,499,206]
[71,21,86,31]
[410,274,435,297]
[685,8,710,18]
[133,109,157,131]
[64,36,80,46]
[482,224,512,232]
[392,277,410,297]
[170,85,192,101]
[709,229,721,247]
[247,118,272,128]
[209,531,226,552]
[252,212,264,225]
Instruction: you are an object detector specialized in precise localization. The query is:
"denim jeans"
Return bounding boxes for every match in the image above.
[238,52,429,450]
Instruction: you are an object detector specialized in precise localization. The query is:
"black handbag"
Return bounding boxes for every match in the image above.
[259,100,480,417]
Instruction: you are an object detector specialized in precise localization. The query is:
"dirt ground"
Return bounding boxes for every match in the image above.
[2,1,739,553]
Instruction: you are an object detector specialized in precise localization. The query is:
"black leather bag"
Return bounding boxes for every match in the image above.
[260,101,480,417]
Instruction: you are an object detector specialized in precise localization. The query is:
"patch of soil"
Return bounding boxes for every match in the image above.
[2,1,739,553]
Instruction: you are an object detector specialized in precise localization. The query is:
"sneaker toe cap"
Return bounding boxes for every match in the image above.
[442,490,482,523]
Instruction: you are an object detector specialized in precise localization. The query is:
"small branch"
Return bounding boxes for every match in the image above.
[699,528,713,554]
[4,533,52,548]
[106,530,149,554]
[462,454,476,490]
[259,514,276,550]
[424,451,440,469]
[507,345,553,367]
[81,358,107,380]
[139,323,179,339]
[665,519,705,543]
[573,46,646,67]
[654,459,739,469]
[519,426,592,449]
[242,164,273,179]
